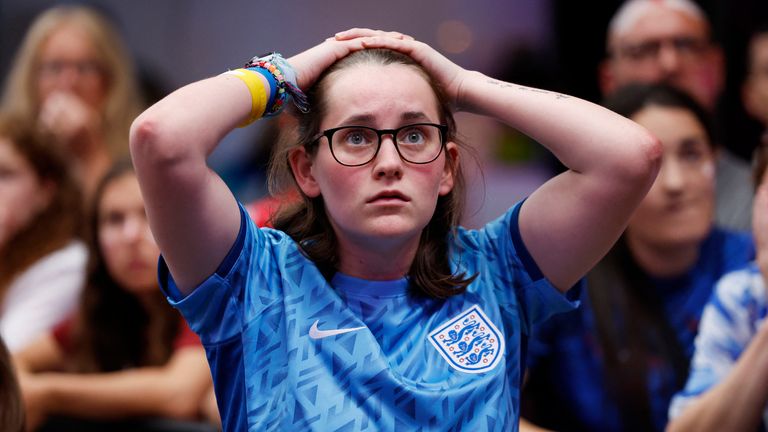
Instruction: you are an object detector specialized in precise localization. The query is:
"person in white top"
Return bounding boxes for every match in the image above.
[0,113,85,352]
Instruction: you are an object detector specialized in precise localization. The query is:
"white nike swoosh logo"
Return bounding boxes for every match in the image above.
[308,320,366,340]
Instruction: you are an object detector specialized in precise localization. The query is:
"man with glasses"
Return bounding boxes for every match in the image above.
[600,0,754,233]
[520,2,757,432]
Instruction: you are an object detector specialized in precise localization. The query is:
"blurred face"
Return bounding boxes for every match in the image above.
[626,105,715,249]
[0,138,52,247]
[606,7,721,110]
[98,173,159,295]
[293,63,456,250]
[743,34,768,126]
[36,23,108,109]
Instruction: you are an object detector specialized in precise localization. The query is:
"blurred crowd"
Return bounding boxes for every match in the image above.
[0,1,767,431]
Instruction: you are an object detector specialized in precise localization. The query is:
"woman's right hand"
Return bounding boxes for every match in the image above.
[38,91,101,150]
[288,29,414,91]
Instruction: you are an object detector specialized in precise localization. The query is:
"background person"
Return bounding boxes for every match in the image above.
[0,114,85,353]
[130,28,659,430]
[599,0,754,232]
[13,161,216,431]
[521,83,754,432]
[0,5,143,200]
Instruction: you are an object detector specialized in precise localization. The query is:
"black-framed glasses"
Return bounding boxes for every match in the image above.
[612,36,709,63]
[311,123,448,167]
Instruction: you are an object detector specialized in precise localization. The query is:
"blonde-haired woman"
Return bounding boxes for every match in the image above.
[0,5,143,199]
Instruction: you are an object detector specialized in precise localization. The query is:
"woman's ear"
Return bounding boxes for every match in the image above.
[439,142,459,196]
[288,147,321,198]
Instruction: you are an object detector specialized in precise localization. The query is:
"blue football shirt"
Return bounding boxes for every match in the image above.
[160,202,579,431]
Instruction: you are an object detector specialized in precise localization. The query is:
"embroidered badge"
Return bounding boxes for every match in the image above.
[428,305,505,374]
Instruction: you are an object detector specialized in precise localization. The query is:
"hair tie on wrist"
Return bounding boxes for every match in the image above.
[245,52,309,115]
[221,69,267,127]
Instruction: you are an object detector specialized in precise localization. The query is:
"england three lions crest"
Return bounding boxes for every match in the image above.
[428,305,505,374]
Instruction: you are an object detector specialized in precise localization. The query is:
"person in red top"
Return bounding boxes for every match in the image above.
[12,159,218,431]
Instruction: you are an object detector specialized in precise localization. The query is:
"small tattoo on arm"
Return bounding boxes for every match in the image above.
[486,79,570,99]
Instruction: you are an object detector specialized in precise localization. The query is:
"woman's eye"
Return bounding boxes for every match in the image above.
[101,212,125,227]
[401,129,425,144]
[343,129,372,146]
[347,133,364,145]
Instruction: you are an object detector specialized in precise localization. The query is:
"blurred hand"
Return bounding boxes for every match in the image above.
[38,91,101,151]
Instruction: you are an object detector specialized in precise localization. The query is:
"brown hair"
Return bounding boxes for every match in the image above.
[68,159,178,372]
[753,132,768,188]
[0,5,142,158]
[269,49,475,299]
[0,336,24,432]
[0,114,83,296]
[594,83,714,430]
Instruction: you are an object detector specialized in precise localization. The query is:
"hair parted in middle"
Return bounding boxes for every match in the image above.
[268,48,475,299]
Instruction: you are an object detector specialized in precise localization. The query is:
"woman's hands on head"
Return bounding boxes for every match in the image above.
[289,28,469,109]
[336,28,470,109]
[287,29,407,90]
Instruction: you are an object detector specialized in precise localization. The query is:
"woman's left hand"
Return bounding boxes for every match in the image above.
[335,28,470,109]
[288,29,413,91]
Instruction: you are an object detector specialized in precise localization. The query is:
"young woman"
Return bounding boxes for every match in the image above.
[521,84,755,432]
[666,138,768,432]
[130,29,660,431]
[0,5,143,199]
[0,114,85,353]
[13,161,215,430]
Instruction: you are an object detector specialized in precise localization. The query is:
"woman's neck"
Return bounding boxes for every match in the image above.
[336,236,419,280]
[625,234,701,278]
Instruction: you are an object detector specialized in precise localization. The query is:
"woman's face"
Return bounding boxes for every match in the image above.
[36,23,108,109]
[627,104,715,249]
[294,63,456,250]
[98,173,159,295]
[0,138,52,247]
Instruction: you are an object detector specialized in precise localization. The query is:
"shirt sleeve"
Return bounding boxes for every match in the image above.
[0,242,86,352]
[466,200,581,332]
[668,265,763,419]
[159,204,251,345]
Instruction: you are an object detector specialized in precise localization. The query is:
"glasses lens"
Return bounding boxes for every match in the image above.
[330,127,378,165]
[396,124,443,163]
[618,36,707,63]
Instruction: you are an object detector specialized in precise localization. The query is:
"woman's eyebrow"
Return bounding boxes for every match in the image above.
[337,111,430,126]
[401,111,429,122]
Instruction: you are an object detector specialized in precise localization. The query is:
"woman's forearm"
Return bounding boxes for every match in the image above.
[667,323,768,432]
[33,349,211,421]
[458,71,660,183]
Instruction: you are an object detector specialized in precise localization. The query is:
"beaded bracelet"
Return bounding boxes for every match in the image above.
[244,52,309,116]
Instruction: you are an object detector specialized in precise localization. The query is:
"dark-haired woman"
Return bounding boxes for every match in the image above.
[0,115,85,353]
[129,29,660,430]
[521,83,755,432]
[13,161,216,430]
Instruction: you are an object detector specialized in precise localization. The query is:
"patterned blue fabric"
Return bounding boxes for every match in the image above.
[524,228,754,432]
[669,263,768,431]
[160,201,579,432]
